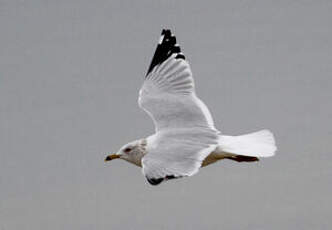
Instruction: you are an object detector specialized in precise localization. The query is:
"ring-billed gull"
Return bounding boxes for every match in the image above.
[105,29,277,185]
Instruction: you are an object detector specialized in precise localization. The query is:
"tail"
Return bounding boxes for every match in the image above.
[218,130,277,160]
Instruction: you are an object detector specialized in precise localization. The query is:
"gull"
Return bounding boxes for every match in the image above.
[105,29,277,185]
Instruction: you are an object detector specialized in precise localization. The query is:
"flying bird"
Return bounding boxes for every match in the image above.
[105,29,277,185]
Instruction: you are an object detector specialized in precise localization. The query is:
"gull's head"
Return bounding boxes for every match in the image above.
[104,139,146,166]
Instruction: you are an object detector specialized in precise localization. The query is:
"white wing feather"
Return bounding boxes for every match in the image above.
[139,56,215,131]
[143,128,218,180]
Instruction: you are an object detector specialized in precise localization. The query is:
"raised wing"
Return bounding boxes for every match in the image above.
[139,29,215,132]
[139,29,219,185]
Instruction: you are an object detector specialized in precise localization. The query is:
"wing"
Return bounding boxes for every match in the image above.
[139,29,215,131]
[139,29,219,185]
[142,128,218,185]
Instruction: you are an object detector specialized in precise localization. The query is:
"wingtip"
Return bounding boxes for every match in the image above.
[146,177,163,186]
[146,29,185,76]
[161,29,171,35]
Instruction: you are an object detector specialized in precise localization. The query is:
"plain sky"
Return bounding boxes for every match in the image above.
[1,0,331,229]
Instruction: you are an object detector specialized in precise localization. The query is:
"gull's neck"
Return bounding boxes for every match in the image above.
[127,138,147,167]
[139,138,147,155]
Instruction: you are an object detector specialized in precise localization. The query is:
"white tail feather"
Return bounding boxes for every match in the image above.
[218,130,277,157]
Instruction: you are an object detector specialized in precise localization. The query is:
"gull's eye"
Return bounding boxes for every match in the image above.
[124,147,132,153]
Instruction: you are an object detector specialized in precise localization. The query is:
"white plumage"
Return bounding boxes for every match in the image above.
[218,130,277,158]
[105,29,277,185]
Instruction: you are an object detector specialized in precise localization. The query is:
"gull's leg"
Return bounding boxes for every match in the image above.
[201,151,258,167]
[201,152,227,167]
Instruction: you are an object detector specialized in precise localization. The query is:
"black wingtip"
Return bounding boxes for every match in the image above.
[146,29,186,77]
[147,177,164,186]
[146,175,179,186]
[161,29,171,36]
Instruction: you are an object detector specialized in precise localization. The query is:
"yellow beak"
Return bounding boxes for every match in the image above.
[104,154,120,162]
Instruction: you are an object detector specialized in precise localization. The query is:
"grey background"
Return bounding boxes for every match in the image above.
[1,0,331,229]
